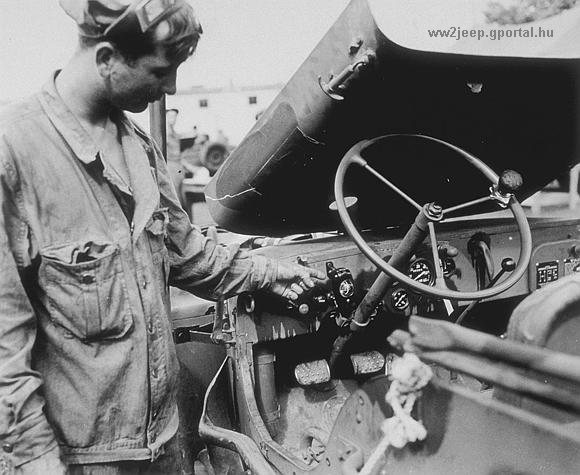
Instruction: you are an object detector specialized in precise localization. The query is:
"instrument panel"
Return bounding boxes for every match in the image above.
[529,240,580,289]
[236,217,580,344]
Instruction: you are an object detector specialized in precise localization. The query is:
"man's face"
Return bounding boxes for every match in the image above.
[105,45,185,113]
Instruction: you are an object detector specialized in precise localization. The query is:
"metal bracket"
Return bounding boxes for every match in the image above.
[318,50,376,101]
[489,185,512,208]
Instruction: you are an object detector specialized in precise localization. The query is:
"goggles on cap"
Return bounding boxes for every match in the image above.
[103,0,183,38]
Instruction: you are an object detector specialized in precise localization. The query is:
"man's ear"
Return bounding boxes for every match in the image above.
[95,42,117,77]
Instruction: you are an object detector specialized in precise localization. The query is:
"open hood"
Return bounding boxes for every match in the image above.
[206,0,580,237]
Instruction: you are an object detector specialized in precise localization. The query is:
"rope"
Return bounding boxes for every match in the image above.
[359,353,433,475]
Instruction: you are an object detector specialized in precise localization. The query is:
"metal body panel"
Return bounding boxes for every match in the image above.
[372,378,580,475]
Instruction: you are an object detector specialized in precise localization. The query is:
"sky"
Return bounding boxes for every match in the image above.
[0,0,350,102]
[4,0,578,103]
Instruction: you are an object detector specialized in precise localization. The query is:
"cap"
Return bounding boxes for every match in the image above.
[59,0,189,39]
[60,0,131,38]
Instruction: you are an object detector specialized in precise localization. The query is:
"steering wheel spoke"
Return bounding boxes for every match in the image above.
[443,195,494,216]
[427,222,445,285]
[358,159,423,212]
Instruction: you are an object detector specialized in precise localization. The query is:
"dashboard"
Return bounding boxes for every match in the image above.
[236,217,580,344]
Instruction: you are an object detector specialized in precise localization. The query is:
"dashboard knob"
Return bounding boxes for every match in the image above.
[500,257,516,272]
[438,243,459,258]
[498,170,523,195]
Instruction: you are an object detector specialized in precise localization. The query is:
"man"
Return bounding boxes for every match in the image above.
[0,1,325,473]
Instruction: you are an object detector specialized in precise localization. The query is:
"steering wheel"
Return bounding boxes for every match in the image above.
[334,134,532,302]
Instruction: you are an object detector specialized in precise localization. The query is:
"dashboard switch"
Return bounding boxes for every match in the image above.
[326,262,358,321]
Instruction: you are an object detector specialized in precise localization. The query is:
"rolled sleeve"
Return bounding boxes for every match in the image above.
[153,144,278,299]
[250,254,278,290]
[166,225,279,299]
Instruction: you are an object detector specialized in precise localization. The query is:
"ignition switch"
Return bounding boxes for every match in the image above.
[326,262,358,325]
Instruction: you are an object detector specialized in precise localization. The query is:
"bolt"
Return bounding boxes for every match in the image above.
[297,256,309,266]
[427,203,443,218]
[349,38,363,55]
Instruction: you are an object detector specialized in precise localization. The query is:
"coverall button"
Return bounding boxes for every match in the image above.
[2,443,13,453]
[81,274,94,284]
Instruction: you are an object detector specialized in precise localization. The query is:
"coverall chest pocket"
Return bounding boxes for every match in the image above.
[39,242,134,341]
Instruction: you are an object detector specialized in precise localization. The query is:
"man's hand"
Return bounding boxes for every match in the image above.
[269,263,327,301]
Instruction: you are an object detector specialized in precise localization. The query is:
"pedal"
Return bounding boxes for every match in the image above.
[350,351,385,375]
[294,359,331,386]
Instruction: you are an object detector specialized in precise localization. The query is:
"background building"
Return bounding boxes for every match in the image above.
[166,83,283,146]
[130,82,282,146]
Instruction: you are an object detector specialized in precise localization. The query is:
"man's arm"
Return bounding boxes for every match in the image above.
[152,141,325,300]
[0,141,64,471]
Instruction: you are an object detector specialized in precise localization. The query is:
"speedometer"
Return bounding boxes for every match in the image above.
[408,258,435,286]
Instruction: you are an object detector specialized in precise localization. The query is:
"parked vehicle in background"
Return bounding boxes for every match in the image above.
[180,132,234,222]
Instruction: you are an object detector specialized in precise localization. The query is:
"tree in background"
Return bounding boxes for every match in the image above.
[485,0,579,24]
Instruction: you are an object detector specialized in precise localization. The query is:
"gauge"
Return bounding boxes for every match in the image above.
[391,288,410,311]
[440,256,456,277]
[408,258,435,286]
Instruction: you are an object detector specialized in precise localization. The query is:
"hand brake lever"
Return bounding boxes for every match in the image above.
[455,257,516,325]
